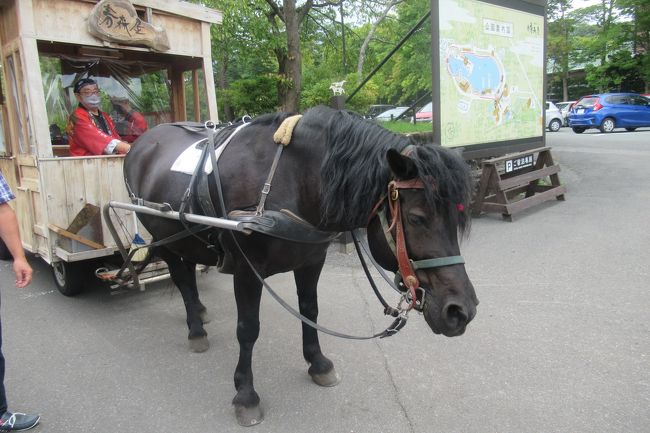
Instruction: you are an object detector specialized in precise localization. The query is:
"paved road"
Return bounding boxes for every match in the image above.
[1,127,648,433]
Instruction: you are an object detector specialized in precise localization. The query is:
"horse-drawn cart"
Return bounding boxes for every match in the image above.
[0,0,221,295]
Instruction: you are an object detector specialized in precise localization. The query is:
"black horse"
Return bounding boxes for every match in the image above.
[123,105,478,425]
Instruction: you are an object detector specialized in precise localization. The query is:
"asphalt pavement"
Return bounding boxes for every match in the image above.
[0,126,648,433]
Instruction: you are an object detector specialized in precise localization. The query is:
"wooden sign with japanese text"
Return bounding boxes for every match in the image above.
[88,0,170,52]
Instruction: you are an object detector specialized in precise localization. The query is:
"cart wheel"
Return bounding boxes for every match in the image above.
[51,261,85,296]
[0,238,11,261]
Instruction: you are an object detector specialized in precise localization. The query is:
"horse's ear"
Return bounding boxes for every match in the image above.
[386,148,418,180]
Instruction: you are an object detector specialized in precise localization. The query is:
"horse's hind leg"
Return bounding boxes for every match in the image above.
[157,247,209,353]
[232,269,264,426]
[294,258,340,387]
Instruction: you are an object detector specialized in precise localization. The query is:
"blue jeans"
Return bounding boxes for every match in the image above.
[0,294,7,414]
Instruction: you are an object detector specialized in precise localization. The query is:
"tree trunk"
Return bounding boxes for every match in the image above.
[356,0,400,83]
[277,0,302,112]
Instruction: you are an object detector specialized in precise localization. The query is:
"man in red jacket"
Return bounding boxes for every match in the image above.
[66,78,131,156]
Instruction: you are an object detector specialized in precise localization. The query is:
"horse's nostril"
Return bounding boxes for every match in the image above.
[443,303,468,329]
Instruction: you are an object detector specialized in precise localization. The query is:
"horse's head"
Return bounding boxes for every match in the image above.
[367,146,478,337]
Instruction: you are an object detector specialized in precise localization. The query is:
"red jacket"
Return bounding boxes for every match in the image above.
[67,106,121,156]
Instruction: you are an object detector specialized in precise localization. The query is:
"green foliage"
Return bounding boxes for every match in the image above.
[585,50,645,92]
[202,0,648,116]
[202,0,436,115]
[220,74,279,117]
[548,0,650,94]
[139,71,170,114]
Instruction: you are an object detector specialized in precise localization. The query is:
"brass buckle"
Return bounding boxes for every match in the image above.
[389,182,399,201]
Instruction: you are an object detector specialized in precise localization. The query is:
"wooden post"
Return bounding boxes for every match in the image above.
[330,95,346,110]
[201,21,219,122]
[170,68,186,121]
[192,70,201,121]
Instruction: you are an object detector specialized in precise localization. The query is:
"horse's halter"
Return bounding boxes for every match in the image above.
[369,178,465,311]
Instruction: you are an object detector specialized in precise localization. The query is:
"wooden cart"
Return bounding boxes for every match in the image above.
[0,0,221,294]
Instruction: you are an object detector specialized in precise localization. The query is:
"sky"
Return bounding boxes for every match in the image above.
[570,0,603,11]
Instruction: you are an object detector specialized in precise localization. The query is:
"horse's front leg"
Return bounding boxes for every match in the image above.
[157,247,209,352]
[185,259,209,324]
[294,258,340,387]
[232,269,264,426]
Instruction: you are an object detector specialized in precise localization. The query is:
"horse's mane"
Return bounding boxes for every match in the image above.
[248,111,296,129]
[314,107,472,233]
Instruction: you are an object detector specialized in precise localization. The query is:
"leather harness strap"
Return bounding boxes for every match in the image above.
[255,145,284,216]
[389,179,425,308]
[255,114,303,215]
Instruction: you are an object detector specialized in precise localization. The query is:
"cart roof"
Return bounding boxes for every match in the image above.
[0,0,222,24]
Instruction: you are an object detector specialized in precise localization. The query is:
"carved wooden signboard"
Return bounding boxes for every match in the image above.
[88,0,170,52]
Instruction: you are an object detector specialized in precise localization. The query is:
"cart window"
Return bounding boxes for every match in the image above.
[39,55,172,145]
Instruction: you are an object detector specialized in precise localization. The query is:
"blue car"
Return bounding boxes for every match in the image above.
[568,93,650,133]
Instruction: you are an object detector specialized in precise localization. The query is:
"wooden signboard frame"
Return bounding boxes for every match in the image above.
[471,146,566,221]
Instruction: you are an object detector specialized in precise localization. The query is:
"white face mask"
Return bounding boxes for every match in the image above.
[82,94,101,109]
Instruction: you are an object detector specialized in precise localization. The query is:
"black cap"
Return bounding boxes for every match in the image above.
[73,78,97,94]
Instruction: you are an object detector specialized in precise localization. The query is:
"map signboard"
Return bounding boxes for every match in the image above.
[433,0,545,153]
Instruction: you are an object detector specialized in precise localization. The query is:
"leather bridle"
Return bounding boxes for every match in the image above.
[369,178,465,310]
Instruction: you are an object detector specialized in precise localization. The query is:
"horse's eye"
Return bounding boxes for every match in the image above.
[407,213,427,226]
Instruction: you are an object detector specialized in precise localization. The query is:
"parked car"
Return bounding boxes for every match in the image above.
[555,100,576,126]
[568,93,650,133]
[365,104,395,119]
[374,106,410,122]
[415,102,432,122]
[545,101,563,132]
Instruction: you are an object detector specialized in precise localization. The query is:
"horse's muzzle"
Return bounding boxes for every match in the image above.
[422,292,477,337]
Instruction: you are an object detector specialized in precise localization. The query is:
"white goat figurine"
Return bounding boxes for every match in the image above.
[329,80,346,96]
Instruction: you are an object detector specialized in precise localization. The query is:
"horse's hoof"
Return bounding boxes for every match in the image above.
[234,404,263,426]
[199,309,211,324]
[189,336,209,353]
[310,367,341,387]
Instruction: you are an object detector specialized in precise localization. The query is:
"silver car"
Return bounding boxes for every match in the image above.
[545,101,563,132]
[374,106,410,122]
[555,100,576,126]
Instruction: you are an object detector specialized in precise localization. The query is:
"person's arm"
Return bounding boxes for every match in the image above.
[104,112,131,154]
[0,203,32,288]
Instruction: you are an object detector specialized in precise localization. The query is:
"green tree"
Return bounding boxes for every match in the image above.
[375,0,431,105]
[203,0,279,120]
[264,1,347,112]
[570,1,638,92]
[618,0,650,92]
[547,0,574,101]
